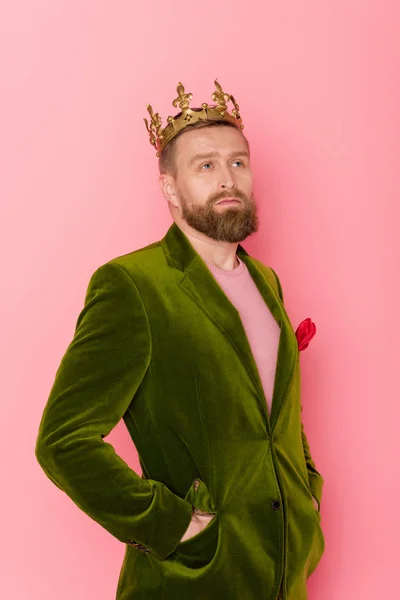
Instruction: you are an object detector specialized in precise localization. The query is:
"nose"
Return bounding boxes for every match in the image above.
[220,180,236,190]
[216,160,236,190]
[219,174,236,191]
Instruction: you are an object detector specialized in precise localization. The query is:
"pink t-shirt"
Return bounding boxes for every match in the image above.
[204,255,281,416]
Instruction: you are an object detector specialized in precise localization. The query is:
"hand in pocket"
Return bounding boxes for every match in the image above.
[180,508,215,543]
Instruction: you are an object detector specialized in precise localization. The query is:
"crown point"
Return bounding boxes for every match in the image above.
[145,79,244,156]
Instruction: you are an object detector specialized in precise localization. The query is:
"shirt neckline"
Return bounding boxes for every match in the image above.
[204,255,246,276]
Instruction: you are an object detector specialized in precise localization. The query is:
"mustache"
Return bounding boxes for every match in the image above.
[209,190,250,204]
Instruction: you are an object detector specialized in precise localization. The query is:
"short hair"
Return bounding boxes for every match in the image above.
[158,113,250,177]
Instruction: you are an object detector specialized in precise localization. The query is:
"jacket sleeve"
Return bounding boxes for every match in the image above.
[300,417,324,511]
[35,261,193,561]
[270,266,324,512]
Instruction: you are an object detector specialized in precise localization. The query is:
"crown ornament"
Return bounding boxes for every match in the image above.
[144,79,244,157]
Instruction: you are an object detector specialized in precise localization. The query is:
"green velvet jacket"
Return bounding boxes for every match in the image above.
[35,221,325,599]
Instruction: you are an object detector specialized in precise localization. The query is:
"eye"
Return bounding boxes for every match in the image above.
[232,160,244,167]
[201,163,212,170]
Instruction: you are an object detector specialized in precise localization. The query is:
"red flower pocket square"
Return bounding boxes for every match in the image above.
[295,318,316,351]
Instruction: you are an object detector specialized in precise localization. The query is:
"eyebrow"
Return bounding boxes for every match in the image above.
[188,150,250,166]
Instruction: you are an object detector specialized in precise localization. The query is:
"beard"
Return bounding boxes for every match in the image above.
[179,189,259,243]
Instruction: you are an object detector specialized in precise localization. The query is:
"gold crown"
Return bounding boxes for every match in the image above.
[144,79,244,157]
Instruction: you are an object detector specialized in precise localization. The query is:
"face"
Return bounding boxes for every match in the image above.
[161,125,259,243]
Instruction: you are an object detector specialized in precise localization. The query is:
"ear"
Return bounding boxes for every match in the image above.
[159,173,178,207]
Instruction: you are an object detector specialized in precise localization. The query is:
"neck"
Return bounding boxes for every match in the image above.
[178,224,239,270]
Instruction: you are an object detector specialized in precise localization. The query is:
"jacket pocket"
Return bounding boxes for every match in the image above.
[172,478,219,569]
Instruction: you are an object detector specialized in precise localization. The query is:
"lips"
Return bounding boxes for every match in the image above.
[216,198,240,205]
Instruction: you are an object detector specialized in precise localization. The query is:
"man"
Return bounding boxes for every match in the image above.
[35,79,325,599]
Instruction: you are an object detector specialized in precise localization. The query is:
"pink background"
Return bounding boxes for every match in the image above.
[1,1,399,598]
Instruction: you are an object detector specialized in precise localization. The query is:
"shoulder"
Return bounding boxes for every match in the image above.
[107,240,163,273]
[88,239,165,287]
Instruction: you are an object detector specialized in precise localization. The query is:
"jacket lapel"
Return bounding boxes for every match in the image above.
[160,222,298,434]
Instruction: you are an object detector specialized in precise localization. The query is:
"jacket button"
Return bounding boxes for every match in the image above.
[271,500,281,510]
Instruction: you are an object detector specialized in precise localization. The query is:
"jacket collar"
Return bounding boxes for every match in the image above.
[160,221,298,434]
